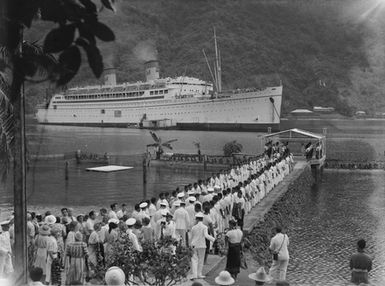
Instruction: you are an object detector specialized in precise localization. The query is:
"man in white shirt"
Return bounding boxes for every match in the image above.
[189,212,215,280]
[108,203,118,219]
[174,201,190,246]
[126,218,142,252]
[186,197,197,230]
[163,212,177,239]
[204,188,214,203]
[269,226,289,281]
[156,193,169,210]
[85,211,96,240]
[116,203,128,219]
[148,198,157,218]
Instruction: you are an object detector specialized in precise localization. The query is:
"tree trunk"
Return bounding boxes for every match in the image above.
[11,25,28,285]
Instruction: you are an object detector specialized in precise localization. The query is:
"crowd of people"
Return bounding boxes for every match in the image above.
[0,144,295,285]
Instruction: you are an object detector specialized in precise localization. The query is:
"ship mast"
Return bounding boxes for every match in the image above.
[214,27,222,93]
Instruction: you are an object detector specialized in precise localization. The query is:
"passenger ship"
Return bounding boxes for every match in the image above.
[36,38,283,131]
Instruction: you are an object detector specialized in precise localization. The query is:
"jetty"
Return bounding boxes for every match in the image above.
[261,128,326,181]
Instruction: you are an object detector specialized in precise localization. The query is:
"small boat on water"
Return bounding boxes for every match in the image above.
[75,150,109,165]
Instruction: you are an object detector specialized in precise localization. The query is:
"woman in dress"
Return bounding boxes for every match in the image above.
[33,224,51,279]
[46,227,60,285]
[65,231,89,285]
[87,223,101,269]
[104,221,119,260]
[65,221,79,247]
[225,220,243,279]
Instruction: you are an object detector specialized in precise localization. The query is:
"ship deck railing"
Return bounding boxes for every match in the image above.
[65,83,167,95]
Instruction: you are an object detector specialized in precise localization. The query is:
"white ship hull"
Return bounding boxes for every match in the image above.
[36,86,282,128]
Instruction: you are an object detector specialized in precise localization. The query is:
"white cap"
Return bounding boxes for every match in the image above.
[177,192,185,198]
[105,266,125,285]
[188,196,197,202]
[125,218,136,226]
[173,200,181,207]
[108,218,120,224]
[195,212,204,218]
[139,202,148,208]
[207,187,214,193]
[44,215,56,225]
[160,201,167,207]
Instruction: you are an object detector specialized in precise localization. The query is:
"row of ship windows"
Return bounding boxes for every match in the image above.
[148,90,169,95]
[62,91,148,100]
[52,98,261,110]
[53,101,258,111]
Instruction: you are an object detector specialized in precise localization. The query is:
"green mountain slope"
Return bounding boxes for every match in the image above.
[25,0,384,116]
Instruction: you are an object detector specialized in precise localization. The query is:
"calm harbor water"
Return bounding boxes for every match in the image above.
[288,170,385,285]
[0,122,384,213]
[1,122,385,284]
[0,124,264,212]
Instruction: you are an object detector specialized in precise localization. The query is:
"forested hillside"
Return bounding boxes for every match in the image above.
[24,0,385,115]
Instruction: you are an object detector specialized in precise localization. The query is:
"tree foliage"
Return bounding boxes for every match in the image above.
[0,0,117,180]
[223,140,243,157]
[99,233,192,286]
[147,131,177,159]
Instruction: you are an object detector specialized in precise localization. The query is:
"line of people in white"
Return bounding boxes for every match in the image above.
[0,150,294,284]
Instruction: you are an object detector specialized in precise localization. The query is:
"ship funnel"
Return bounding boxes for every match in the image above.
[145,60,159,82]
[103,68,117,86]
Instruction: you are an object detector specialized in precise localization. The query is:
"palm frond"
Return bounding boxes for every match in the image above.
[161,143,173,150]
[150,131,161,144]
[0,83,14,182]
[146,143,159,147]
[163,138,177,145]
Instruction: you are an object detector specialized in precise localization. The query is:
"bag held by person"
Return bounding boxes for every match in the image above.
[272,234,286,261]
[273,252,278,261]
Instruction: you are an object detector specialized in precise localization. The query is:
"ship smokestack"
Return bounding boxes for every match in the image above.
[103,68,117,86]
[144,60,159,82]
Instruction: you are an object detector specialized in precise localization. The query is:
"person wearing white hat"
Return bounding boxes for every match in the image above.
[137,202,150,223]
[215,270,235,285]
[177,192,185,201]
[0,220,13,277]
[151,202,167,230]
[156,193,169,210]
[105,266,126,285]
[186,197,197,228]
[189,212,215,280]
[203,188,214,203]
[163,212,177,240]
[33,224,51,277]
[170,200,181,214]
[126,218,142,252]
[248,267,272,285]
[44,215,56,226]
[174,200,190,247]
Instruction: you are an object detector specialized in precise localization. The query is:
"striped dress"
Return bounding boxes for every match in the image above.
[65,241,88,285]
